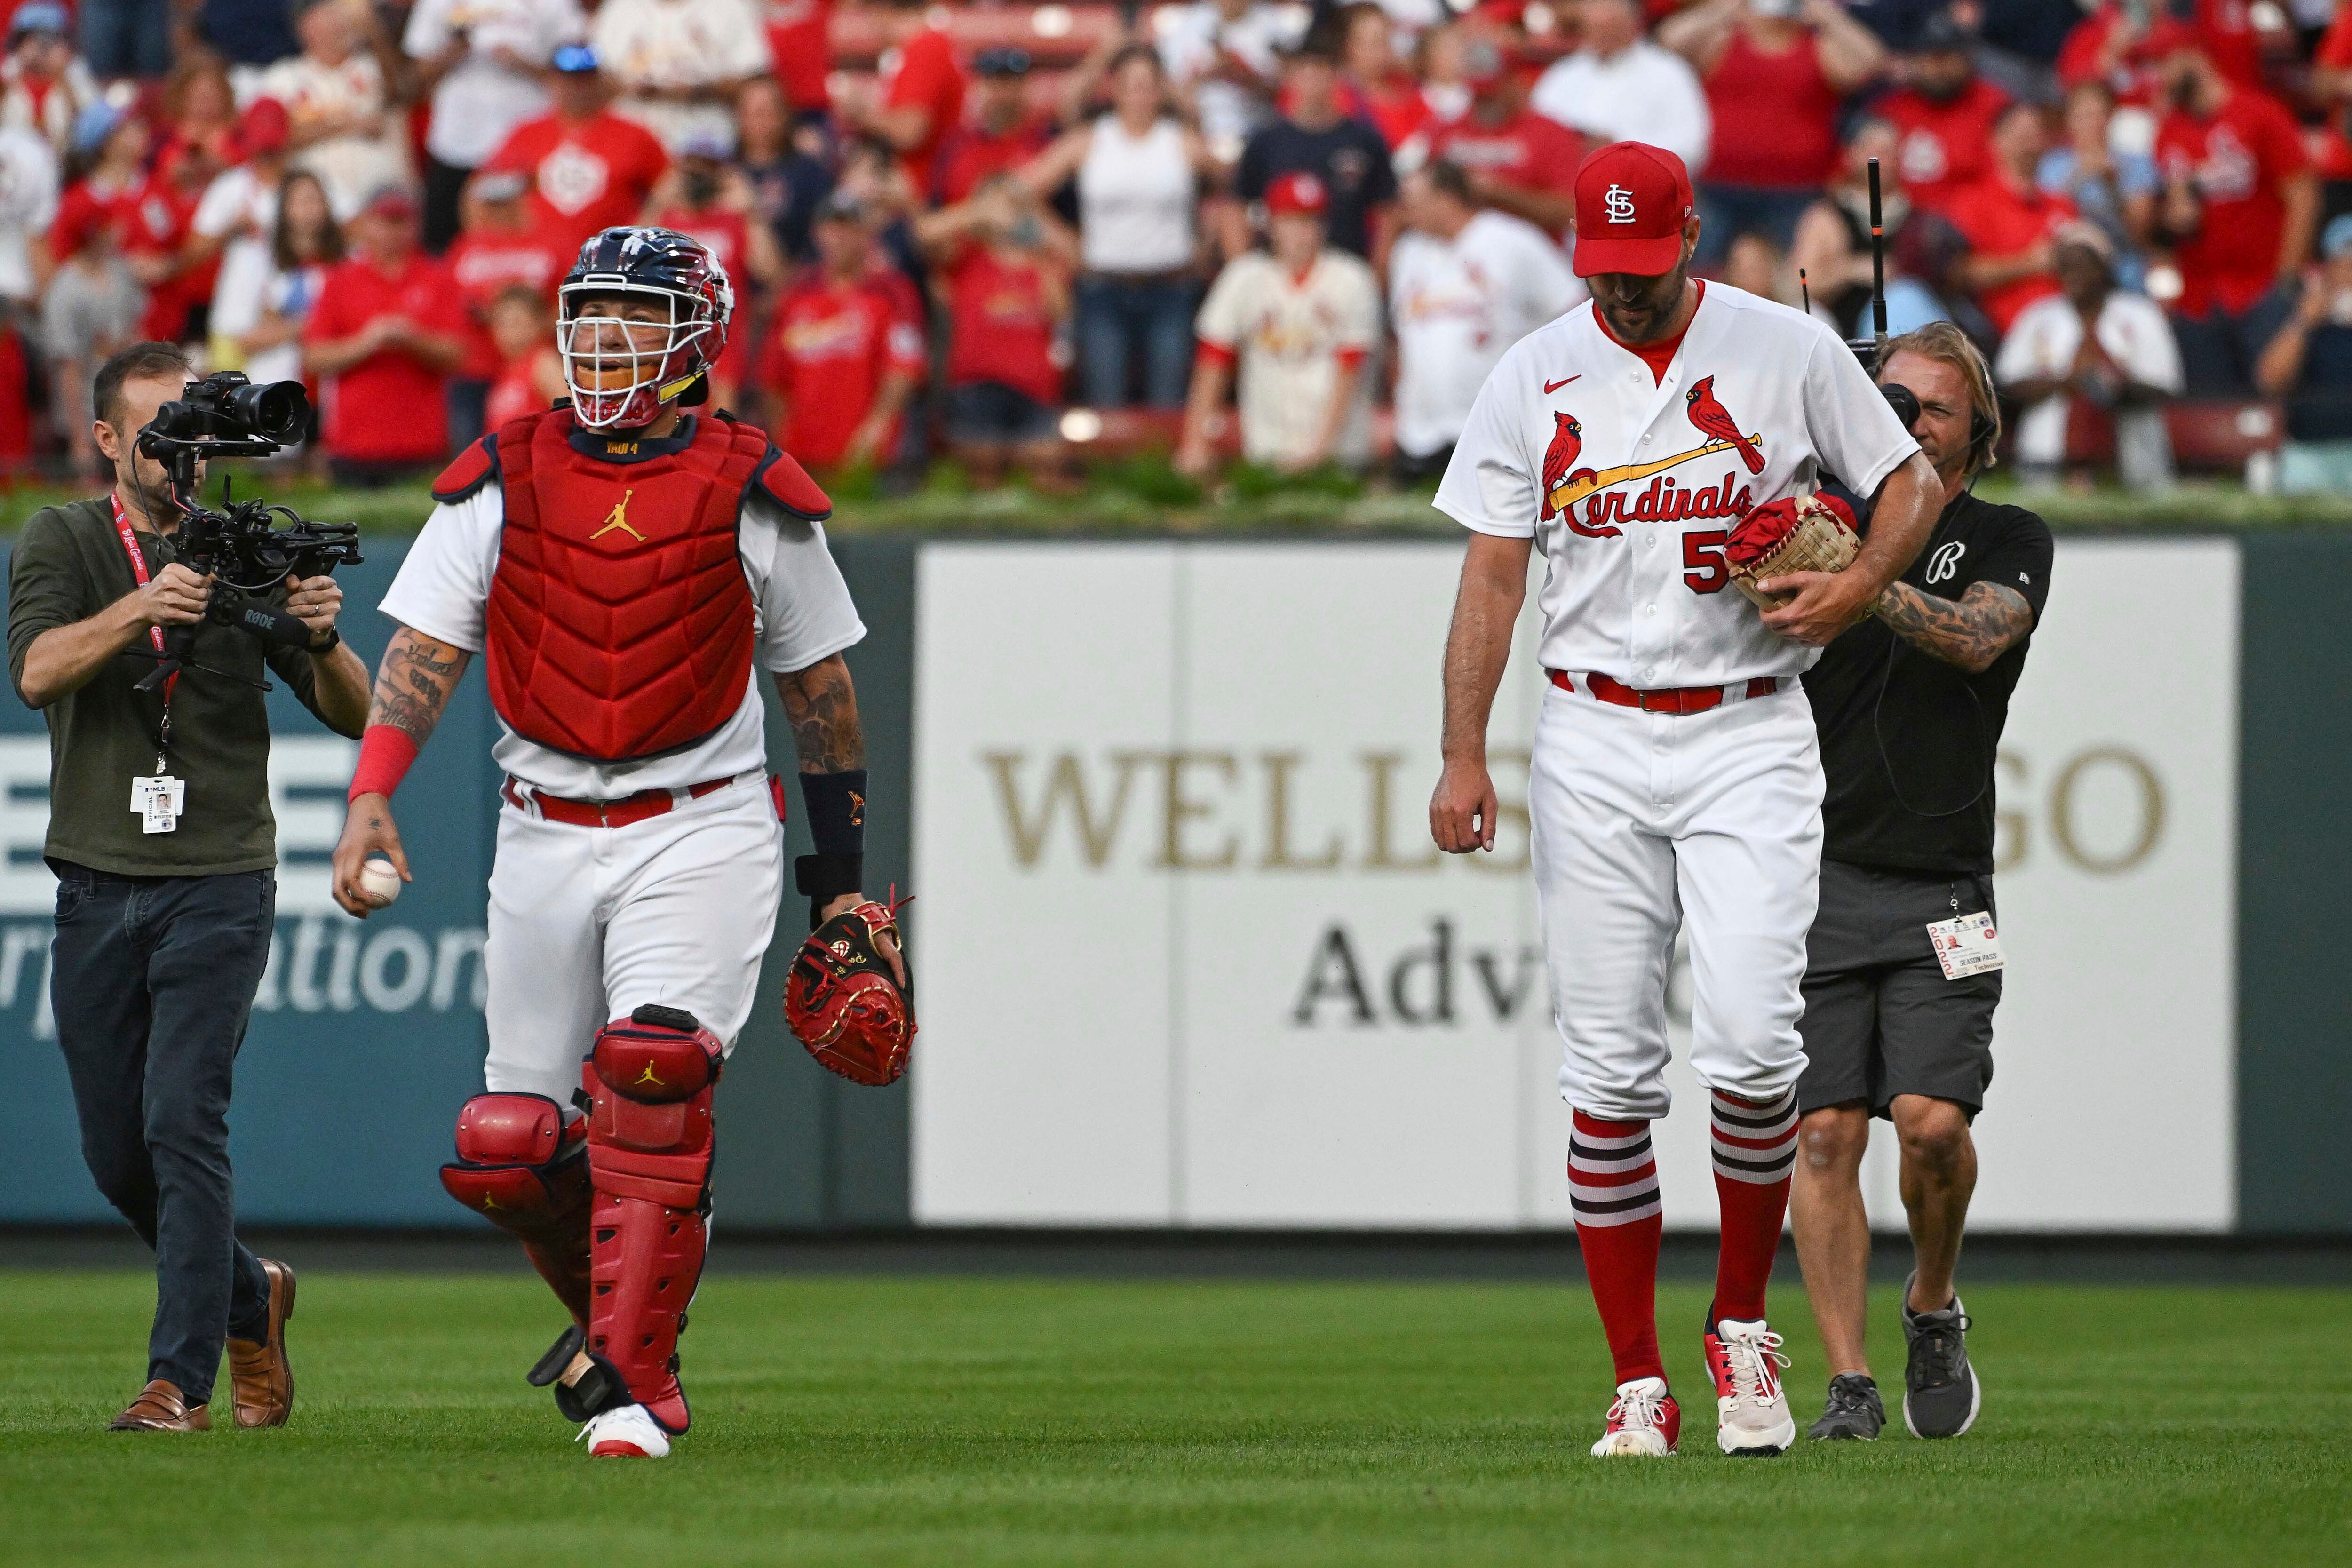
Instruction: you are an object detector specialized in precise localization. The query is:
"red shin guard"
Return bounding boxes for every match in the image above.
[440,1094,593,1328]
[583,1005,723,1436]
[1570,1110,1665,1385]
[1708,1088,1797,1325]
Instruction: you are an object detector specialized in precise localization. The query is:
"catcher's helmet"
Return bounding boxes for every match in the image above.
[557,226,736,431]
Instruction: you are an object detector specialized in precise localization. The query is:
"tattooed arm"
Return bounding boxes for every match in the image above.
[330,627,474,917]
[774,652,864,773]
[1874,581,2034,675]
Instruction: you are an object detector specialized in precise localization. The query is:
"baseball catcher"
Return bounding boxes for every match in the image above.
[327,227,907,1459]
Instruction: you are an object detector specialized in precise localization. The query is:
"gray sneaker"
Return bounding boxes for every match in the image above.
[1806,1372,1884,1441]
[1900,1271,1980,1438]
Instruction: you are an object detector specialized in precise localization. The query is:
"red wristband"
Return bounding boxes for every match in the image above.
[348,725,419,803]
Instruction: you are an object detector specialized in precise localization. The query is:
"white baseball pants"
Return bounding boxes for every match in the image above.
[481,777,785,1104]
[1528,677,1823,1121]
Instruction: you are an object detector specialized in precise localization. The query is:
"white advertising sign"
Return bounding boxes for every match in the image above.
[912,539,2235,1232]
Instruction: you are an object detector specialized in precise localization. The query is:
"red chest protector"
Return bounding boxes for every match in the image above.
[434,407,831,763]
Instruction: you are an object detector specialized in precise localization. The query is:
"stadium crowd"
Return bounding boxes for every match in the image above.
[8,0,2352,493]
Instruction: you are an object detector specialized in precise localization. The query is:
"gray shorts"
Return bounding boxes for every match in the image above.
[1795,860,2000,1120]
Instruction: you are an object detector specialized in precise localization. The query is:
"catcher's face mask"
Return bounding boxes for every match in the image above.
[557,286,723,430]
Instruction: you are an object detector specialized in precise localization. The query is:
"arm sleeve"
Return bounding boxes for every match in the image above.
[1992,307,2050,383]
[1522,229,1581,320]
[742,492,867,673]
[1966,510,2054,626]
[1337,262,1380,350]
[1359,128,1398,206]
[7,507,92,699]
[374,491,502,652]
[1430,358,1538,537]
[1803,328,1919,496]
[403,0,449,59]
[1194,261,1247,348]
[191,170,245,239]
[262,631,329,722]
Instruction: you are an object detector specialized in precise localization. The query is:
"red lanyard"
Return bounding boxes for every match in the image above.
[110,493,178,732]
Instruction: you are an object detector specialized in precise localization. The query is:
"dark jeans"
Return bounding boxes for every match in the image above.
[1074,274,1196,409]
[447,376,490,455]
[79,0,170,77]
[50,862,276,1405]
[2171,285,2298,397]
[1696,184,1819,266]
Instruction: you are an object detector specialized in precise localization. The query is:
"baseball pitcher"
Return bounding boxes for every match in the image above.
[1428,143,1941,1457]
[328,228,909,1459]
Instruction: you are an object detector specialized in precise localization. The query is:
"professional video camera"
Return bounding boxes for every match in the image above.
[130,372,364,691]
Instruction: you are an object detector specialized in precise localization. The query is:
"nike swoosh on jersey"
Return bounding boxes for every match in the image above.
[1544,376,1582,394]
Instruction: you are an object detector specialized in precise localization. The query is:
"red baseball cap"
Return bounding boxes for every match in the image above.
[1571,141,1694,279]
[1266,171,1329,217]
[234,97,289,160]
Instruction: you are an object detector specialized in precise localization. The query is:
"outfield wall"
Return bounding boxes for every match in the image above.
[0,531,2344,1233]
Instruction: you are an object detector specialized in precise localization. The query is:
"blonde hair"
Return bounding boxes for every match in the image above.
[1881,320,2001,475]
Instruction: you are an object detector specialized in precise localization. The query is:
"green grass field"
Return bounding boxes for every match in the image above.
[2,1269,2347,1566]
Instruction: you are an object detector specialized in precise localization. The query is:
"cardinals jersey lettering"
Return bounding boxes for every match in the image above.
[1434,282,1917,687]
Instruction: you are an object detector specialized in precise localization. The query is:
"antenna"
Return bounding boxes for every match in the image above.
[1868,155,1889,364]
[1798,267,1810,316]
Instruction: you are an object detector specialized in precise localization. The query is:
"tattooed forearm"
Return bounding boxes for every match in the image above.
[1874,581,2034,675]
[776,653,865,773]
[367,627,473,745]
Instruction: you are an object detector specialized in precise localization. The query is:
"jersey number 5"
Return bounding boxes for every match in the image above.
[1683,530,1730,594]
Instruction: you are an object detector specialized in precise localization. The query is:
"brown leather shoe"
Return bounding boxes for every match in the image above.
[108,1379,211,1432]
[226,1258,296,1428]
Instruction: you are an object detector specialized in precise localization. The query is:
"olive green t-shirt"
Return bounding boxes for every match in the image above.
[6,496,347,876]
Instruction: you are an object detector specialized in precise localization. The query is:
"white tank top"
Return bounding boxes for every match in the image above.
[1076,115,1196,275]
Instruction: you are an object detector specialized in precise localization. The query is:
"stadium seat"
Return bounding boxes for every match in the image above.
[2163,399,2284,478]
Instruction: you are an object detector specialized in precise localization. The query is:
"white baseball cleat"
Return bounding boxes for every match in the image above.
[1589,1376,1681,1457]
[577,1402,671,1459]
[1704,1318,1796,1456]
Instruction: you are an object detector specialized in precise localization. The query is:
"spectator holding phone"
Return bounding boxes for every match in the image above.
[1659,0,1887,264]
[918,174,1077,488]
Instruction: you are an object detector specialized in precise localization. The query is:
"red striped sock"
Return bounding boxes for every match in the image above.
[1570,1109,1664,1385]
[1708,1087,1797,1324]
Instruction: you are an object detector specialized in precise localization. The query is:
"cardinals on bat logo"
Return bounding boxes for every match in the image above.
[1685,376,1765,474]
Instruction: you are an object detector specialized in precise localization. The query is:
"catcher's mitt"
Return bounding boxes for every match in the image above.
[784,897,914,1086]
[1725,493,1860,610]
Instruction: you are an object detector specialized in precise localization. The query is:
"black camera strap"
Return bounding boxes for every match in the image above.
[109,492,179,770]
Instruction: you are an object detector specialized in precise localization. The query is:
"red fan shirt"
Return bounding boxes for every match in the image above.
[445,229,569,379]
[880,26,965,184]
[302,251,470,462]
[765,0,834,114]
[1942,176,2076,334]
[942,244,1061,406]
[1701,28,1840,190]
[930,114,1055,207]
[2156,87,2308,318]
[1347,73,1432,151]
[2057,0,2266,101]
[1875,78,2011,216]
[1425,110,1582,214]
[486,109,671,257]
[758,263,925,467]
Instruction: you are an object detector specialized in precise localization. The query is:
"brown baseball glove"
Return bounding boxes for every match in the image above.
[784,898,914,1087]
[1724,493,1861,610]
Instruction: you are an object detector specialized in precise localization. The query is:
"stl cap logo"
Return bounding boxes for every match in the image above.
[591,488,644,542]
[1604,183,1637,224]
[634,1061,664,1088]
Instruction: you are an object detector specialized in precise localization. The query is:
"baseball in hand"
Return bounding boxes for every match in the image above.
[358,855,403,907]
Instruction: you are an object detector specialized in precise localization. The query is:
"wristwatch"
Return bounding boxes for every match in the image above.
[309,624,340,654]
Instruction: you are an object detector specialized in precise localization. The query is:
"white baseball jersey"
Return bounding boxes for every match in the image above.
[1434,280,1917,688]
[378,470,866,798]
[1195,247,1383,467]
[1388,209,1581,460]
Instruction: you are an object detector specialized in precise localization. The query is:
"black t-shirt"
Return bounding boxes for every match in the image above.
[1804,488,2054,876]
[1234,117,1397,259]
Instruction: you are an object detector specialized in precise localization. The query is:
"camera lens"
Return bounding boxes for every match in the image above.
[229,380,310,444]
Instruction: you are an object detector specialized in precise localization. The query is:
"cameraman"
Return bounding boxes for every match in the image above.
[6,341,369,1432]
[1785,322,2051,1444]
